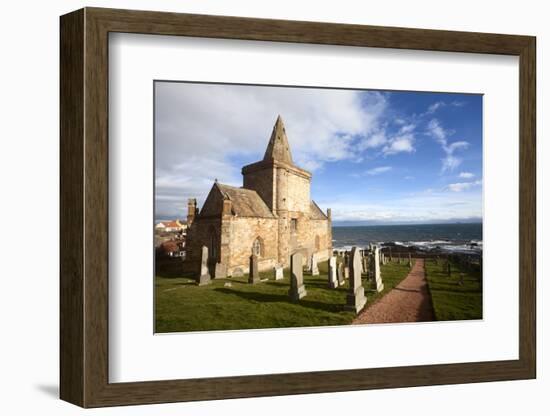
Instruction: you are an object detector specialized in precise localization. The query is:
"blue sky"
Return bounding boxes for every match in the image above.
[155,82,482,224]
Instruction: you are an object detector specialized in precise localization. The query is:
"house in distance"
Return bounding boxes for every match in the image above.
[184,115,332,277]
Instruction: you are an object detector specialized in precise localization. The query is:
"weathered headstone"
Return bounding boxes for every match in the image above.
[214,262,227,279]
[248,254,260,284]
[198,246,211,286]
[362,255,368,274]
[337,261,345,286]
[407,253,412,268]
[344,247,367,313]
[389,248,392,262]
[310,253,319,276]
[344,266,349,280]
[398,253,402,264]
[373,246,384,292]
[289,252,307,301]
[328,256,338,289]
[273,265,284,280]
[232,267,244,277]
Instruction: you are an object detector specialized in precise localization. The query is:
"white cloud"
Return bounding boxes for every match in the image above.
[425,101,445,115]
[358,131,387,150]
[447,141,469,153]
[365,166,392,175]
[459,172,475,179]
[399,123,415,134]
[382,133,415,155]
[446,180,482,192]
[155,82,389,218]
[326,188,482,223]
[426,118,469,172]
[422,100,466,117]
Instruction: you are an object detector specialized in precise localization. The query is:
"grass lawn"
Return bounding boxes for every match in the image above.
[155,259,412,333]
[424,260,482,321]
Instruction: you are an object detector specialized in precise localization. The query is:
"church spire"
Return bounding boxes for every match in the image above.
[263,115,293,164]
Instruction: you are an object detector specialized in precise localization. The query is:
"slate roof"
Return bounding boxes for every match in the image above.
[216,183,276,218]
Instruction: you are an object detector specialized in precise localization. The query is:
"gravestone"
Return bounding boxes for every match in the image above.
[289,252,307,301]
[273,265,284,280]
[214,262,227,279]
[389,248,392,262]
[232,267,244,277]
[310,253,319,276]
[337,261,345,286]
[407,253,412,268]
[328,256,338,289]
[362,255,368,274]
[198,246,211,286]
[344,247,367,313]
[373,247,384,292]
[344,266,349,280]
[248,254,260,284]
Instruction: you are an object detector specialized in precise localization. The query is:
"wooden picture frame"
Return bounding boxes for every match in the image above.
[60,7,536,408]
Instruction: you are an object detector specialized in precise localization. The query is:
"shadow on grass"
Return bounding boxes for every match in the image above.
[214,288,288,303]
[213,288,344,314]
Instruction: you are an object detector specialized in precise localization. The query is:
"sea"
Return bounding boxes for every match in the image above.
[332,223,482,254]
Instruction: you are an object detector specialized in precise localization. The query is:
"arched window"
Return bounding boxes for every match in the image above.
[252,237,263,257]
[208,227,218,261]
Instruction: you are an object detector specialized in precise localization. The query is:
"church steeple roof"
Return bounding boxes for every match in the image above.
[263,115,293,165]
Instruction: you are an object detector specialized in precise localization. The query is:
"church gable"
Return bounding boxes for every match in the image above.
[310,200,328,220]
[198,183,226,218]
[216,183,275,218]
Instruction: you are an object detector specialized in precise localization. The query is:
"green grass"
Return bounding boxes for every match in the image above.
[424,260,482,321]
[155,259,412,333]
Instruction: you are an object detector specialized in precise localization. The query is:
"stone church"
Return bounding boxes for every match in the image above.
[184,115,332,277]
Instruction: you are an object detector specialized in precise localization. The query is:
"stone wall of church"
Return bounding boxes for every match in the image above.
[310,219,333,261]
[293,217,332,263]
[226,216,279,275]
[242,167,275,211]
[183,217,222,274]
[276,167,310,213]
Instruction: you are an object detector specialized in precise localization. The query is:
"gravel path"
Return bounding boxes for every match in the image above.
[353,259,435,324]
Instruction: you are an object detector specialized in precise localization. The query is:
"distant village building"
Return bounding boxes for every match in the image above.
[185,115,332,276]
[155,219,187,233]
[158,240,185,257]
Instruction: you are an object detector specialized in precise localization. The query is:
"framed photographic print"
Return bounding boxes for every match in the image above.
[60,7,536,408]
